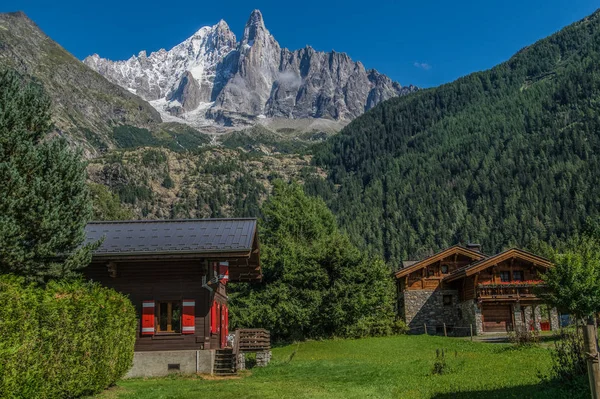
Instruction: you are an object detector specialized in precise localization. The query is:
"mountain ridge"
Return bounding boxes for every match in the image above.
[0,11,216,155]
[84,10,417,130]
[308,8,600,263]
[0,11,164,153]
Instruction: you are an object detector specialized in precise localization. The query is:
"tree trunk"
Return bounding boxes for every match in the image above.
[583,316,600,399]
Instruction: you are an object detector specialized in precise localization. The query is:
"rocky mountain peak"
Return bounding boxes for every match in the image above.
[84,9,417,129]
[244,9,266,35]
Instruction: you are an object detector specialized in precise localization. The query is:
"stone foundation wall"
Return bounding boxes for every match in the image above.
[125,350,214,378]
[256,351,272,367]
[402,290,460,330]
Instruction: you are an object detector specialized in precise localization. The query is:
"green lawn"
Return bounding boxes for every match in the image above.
[98,335,585,399]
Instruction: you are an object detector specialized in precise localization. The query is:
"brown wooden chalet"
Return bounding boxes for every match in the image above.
[82,218,262,377]
[395,244,559,335]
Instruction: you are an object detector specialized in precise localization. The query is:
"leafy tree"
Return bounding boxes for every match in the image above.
[88,183,134,221]
[542,233,600,319]
[229,181,396,341]
[0,70,93,281]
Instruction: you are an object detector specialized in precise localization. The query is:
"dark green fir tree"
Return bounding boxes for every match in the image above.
[0,70,94,281]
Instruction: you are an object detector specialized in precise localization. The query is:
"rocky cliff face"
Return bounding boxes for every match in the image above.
[85,10,416,128]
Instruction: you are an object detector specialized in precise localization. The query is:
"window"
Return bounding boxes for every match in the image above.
[500,271,510,282]
[512,271,524,282]
[441,265,449,274]
[443,295,453,306]
[157,301,182,333]
[428,269,435,277]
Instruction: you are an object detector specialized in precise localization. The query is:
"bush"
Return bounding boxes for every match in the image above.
[508,326,540,347]
[0,275,137,398]
[548,327,587,383]
[392,319,409,335]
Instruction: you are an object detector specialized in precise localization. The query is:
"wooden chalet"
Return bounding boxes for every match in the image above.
[395,244,559,334]
[82,218,265,377]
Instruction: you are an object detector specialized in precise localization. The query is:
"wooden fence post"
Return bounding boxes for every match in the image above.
[443,323,447,337]
[424,323,427,335]
[470,324,473,341]
[583,316,600,399]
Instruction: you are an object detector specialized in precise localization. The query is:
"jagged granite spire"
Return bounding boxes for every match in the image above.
[84,9,417,127]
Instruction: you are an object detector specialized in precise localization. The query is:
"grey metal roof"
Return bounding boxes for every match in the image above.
[85,218,257,256]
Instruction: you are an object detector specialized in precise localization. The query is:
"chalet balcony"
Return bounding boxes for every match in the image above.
[477,281,545,301]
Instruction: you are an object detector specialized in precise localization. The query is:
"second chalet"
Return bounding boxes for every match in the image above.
[395,244,560,335]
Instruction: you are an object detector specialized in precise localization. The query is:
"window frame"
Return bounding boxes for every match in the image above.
[441,264,449,274]
[443,295,453,306]
[156,300,183,335]
[499,271,510,282]
[512,270,524,282]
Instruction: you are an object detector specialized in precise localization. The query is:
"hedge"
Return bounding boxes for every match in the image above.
[0,275,137,398]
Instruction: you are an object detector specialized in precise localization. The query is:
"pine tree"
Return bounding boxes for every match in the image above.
[0,70,93,281]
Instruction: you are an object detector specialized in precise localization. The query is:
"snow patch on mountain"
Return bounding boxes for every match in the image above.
[84,10,417,129]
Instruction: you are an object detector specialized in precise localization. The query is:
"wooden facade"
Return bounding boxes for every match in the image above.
[395,245,558,334]
[82,219,261,352]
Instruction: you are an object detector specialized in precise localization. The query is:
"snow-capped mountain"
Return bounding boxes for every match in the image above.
[84,10,416,128]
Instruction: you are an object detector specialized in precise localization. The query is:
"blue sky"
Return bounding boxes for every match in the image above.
[2,0,597,88]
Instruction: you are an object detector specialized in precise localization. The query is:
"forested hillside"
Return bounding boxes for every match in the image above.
[310,10,600,264]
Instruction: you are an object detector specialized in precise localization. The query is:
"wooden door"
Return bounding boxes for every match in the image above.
[482,304,512,332]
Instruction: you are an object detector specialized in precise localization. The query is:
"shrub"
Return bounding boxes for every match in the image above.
[548,327,587,383]
[392,319,409,335]
[508,326,540,347]
[0,275,137,398]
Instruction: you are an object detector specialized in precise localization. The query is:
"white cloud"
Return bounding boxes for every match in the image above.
[413,62,432,71]
[277,70,302,88]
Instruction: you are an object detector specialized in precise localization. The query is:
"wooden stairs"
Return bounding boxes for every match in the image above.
[214,348,236,376]
[214,329,271,376]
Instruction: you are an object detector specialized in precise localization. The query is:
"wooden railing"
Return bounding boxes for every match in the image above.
[233,329,271,354]
[477,284,544,300]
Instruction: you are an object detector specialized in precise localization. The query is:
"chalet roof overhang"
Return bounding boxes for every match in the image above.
[394,245,487,279]
[84,218,262,282]
[443,248,552,283]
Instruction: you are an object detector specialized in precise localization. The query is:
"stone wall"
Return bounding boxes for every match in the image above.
[550,307,560,331]
[524,305,532,330]
[457,299,481,335]
[256,351,272,367]
[401,290,460,332]
[513,303,523,329]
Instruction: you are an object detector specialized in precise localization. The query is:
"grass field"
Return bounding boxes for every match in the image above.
[97,335,586,399]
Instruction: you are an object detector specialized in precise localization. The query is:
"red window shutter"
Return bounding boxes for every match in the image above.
[219,262,229,284]
[141,300,155,336]
[182,299,195,334]
[224,305,229,340]
[217,303,221,334]
[211,301,217,334]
